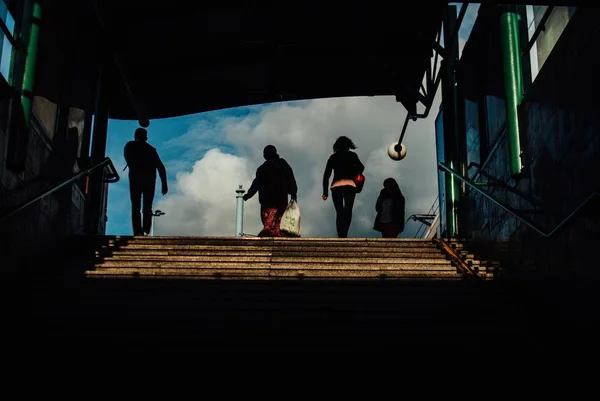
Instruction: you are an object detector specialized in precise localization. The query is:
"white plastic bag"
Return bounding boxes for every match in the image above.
[280,199,301,237]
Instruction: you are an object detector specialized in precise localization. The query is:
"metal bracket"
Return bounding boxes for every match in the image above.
[407,214,438,226]
[414,2,469,120]
[467,162,541,207]
[394,3,469,148]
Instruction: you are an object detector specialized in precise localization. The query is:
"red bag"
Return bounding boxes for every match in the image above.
[353,173,365,194]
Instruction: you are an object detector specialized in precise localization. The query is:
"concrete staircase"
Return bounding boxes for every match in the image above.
[12,235,576,360]
[86,236,490,280]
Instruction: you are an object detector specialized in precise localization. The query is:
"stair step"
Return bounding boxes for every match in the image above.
[86,267,461,279]
[98,245,442,253]
[98,237,439,248]
[96,250,446,259]
[96,255,451,263]
[94,259,455,268]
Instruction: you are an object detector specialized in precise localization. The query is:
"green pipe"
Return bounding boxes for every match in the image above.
[500,6,524,177]
[446,160,459,236]
[20,1,41,128]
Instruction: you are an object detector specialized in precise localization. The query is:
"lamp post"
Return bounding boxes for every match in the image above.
[235,185,245,237]
[150,209,165,236]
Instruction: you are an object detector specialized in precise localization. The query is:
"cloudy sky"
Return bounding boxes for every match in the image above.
[104,4,479,239]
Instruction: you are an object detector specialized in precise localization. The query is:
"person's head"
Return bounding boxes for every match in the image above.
[332,136,357,153]
[134,127,148,142]
[263,144,279,161]
[383,177,401,193]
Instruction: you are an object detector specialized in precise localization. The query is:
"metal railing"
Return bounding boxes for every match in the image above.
[432,237,478,278]
[409,196,439,238]
[438,162,599,238]
[0,157,120,223]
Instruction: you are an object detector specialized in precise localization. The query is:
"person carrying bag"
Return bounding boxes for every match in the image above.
[280,199,301,237]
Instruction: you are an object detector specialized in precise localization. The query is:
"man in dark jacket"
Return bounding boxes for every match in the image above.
[243,145,297,236]
[124,127,168,235]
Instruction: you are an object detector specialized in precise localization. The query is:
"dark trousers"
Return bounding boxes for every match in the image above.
[331,186,356,238]
[130,176,156,235]
[380,222,402,238]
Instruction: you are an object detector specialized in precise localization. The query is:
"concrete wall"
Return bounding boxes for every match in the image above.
[0,95,88,274]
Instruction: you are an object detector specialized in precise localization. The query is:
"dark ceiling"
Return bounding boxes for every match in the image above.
[35,0,447,121]
[33,1,587,122]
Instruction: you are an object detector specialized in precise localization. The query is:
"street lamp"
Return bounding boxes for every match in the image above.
[150,209,165,236]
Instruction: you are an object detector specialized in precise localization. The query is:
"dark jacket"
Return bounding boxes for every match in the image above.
[124,140,167,185]
[322,150,364,196]
[246,157,297,208]
[373,189,405,232]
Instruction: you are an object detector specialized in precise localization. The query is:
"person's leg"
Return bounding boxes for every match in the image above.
[381,223,396,238]
[141,179,156,235]
[258,205,270,236]
[341,186,357,237]
[129,179,143,235]
[274,199,288,237]
[331,187,345,237]
[259,206,280,237]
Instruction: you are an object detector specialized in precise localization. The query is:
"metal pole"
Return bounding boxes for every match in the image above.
[441,4,460,238]
[500,5,525,178]
[86,62,110,234]
[150,210,164,236]
[235,185,245,237]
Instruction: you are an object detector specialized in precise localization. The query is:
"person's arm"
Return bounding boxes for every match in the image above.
[322,155,333,198]
[244,170,260,201]
[281,159,298,201]
[123,142,132,166]
[154,150,168,195]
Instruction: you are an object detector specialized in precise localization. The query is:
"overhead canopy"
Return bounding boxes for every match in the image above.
[34,0,449,121]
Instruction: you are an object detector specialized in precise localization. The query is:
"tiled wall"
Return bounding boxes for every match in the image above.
[460,9,600,278]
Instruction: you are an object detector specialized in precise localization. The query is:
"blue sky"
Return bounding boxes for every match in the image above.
[104,4,479,238]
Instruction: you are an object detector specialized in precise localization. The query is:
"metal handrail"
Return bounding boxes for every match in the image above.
[432,237,479,278]
[466,161,542,207]
[0,157,120,223]
[438,162,599,238]
[412,196,440,238]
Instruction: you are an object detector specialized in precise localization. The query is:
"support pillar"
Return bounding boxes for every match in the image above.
[441,5,460,238]
[500,5,525,178]
[86,63,110,234]
[235,185,245,237]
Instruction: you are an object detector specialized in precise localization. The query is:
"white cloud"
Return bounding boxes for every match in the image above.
[153,95,440,238]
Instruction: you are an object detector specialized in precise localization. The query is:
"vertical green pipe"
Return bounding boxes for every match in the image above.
[442,5,459,238]
[20,1,41,129]
[500,6,524,177]
[447,161,458,237]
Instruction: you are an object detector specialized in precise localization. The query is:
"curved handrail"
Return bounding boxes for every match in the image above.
[0,157,120,223]
[439,162,600,238]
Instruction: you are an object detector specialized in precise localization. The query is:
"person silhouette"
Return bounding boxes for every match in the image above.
[373,177,405,238]
[243,145,297,237]
[123,127,168,236]
[322,136,365,238]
